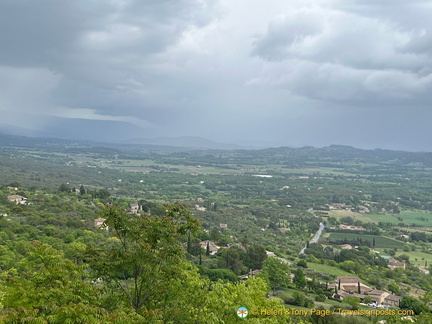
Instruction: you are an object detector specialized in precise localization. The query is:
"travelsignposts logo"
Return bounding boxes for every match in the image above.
[237,307,248,318]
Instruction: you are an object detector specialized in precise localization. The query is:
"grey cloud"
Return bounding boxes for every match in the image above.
[250,9,324,61]
[0,0,219,127]
[247,60,432,105]
[252,7,430,71]
[0,0,216,67]
[250,2,432,105]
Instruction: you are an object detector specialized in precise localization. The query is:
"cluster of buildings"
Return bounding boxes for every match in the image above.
[318,203,371,213]
[338,224,367,231]
[331,277,402,307]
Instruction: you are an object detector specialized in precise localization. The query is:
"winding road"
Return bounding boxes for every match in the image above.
[299,222,325,255]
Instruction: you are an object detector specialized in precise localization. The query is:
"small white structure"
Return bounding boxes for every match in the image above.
[95,218,107,229]
[7,195,27,205]
[130,203,140,215]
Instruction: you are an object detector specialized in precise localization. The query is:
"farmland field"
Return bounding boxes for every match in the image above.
[395,250,432,269]
[307,262,355,277]
[367,210,432,226]
[325,210,377,223]
[367,213,401,224]
[399,211,432,226]
[324,233,405,249]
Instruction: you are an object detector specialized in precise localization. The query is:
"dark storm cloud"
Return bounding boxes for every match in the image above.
[0,0,219,128]
[0,0,216,66]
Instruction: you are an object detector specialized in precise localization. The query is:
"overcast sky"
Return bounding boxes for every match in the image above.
[1,0,432,151]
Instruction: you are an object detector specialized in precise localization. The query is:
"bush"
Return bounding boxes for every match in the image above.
[297,259,308,268]
[315,294,326,302]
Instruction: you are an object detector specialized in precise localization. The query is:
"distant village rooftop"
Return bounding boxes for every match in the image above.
[7,195,27,205]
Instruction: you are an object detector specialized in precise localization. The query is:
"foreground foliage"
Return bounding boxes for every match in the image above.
[0,205,300,323]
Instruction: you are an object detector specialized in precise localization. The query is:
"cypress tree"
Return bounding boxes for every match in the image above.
[206,241,210,256]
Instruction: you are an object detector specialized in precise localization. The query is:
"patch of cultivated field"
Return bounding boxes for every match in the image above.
[325,233,404,249]
[400,211,432,226]
[278,167,351,176]
[326,210,377,223]
[368,210,432,226]
[395,250,432,268]
[307,262,354,277]
[367,213,401,224]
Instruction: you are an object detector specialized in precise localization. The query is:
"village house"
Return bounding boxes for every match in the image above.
[266,251,277,257]
[339,244,354,250]
[357,205,370,213]
[334,277,401,306]
[94,218,108,230]
[396,234,410,241]
[337,290,365,300]
[336,277,372,293]
[7,195,27,205]
[7,186,18,191]
[194,205,206,211]
[220,223,228,229]
[383,294,402,307]
[130,203,140,215]
[329,203,353,210]
[366,289,389,305]
[388,257,406,270]
[199,240,220,255]
[338,224,366,231]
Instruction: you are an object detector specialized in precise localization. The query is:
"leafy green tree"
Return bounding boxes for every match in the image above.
[97,189,111,200]
[293,268,307,290]
[198,267,238,283]
[388,283,399,294]
[363,295,373,304]
[7,181,21,188]
[0,241,134,323]
[246,244,267,269]
[400,296,429,315]
[87,203,199,315]
[58,183,71,193]
[79,184,86,195]
[217,246,246,275]
[343,296,360,310]
[288,291,313,307]
[205,277,291,323]
[297,259,308,268]
[262,257,290,290]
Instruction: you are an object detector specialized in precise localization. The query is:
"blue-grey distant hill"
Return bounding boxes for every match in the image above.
[0,118,245,150]
[121,136,242,150]
[0,118,143,143]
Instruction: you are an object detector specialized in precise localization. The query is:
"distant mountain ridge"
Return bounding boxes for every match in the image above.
[119,136,244,150]
[1,132,431,164]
